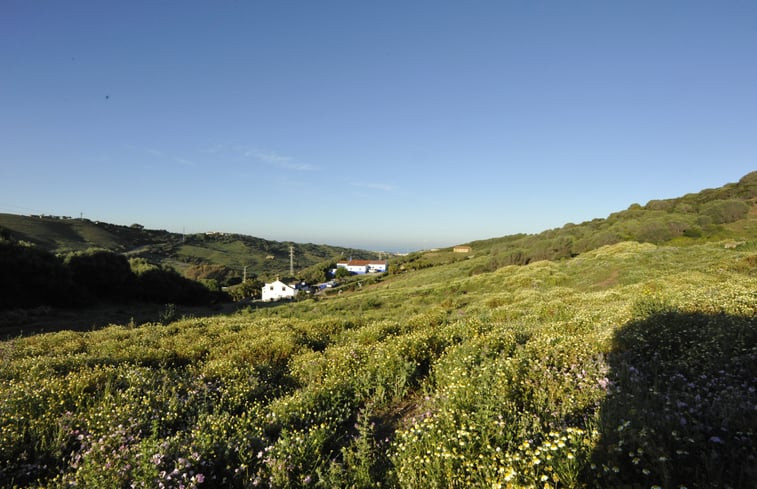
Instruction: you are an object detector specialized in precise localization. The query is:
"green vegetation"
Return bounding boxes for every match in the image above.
[0,215,376,286]
[389,171,756,273]
[0,245,220,310]
[1,240,754,488]
[0,173,755,488]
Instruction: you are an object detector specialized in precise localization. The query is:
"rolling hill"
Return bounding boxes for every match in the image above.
[0,214,378,284]
[391,170,757,274]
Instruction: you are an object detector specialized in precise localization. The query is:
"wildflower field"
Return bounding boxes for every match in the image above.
[1,240,755,488]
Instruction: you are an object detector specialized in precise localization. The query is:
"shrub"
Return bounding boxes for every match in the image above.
[335,267,352,279]
[636,220,674,243]
[65,249,135,300]
[645,199,676,212]
[135,267,214,305]
[700,199,750,224]
[0,241,79,309]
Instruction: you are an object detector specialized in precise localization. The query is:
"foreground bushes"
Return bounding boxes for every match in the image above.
[0,242,754,488]
[0,242,80,309]
[0,243,220,310]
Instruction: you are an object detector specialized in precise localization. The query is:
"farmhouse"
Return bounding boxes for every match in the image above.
[261,279,298,302]
[335,259,388,275]
[453,246,472,253]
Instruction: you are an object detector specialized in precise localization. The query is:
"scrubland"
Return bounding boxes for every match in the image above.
[1,240,755,488]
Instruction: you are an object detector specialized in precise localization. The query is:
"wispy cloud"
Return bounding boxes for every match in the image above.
[174,157,196,167]
[142,148,196,167]
[350,181,396,192]
[200,144,226,154]
[246,148,316,171]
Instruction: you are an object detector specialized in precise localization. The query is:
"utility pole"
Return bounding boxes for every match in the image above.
[289,245,294,276]
[243,265,248,283]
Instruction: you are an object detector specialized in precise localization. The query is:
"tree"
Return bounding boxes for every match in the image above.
[228,278,264,301]
[0,241,79,309]
[134,267,214,305]
[299,260,336,284]
[65,249,135,300]
[335,266,352,279]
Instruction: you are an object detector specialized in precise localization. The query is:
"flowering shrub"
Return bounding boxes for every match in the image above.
[593,310,756,488]
[0,241,754,488]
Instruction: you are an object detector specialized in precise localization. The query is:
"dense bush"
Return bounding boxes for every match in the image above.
[65,249,135,300]
[700,199,750,224]
[0,242,80,309]
[0,246,219,310]
[134,266,216,305]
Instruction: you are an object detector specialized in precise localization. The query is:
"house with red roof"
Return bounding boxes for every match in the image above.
[335,259,388,274]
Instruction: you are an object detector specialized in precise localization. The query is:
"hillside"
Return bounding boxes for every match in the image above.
[0,173,755,488]
[390,170,757,273]
[0,214,377,284]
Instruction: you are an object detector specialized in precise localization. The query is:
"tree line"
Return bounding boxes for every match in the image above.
[0,241,225,310]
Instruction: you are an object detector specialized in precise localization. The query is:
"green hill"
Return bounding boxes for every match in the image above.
[390,170,757,274]
[0,172,755,488]
[0,214,377,284]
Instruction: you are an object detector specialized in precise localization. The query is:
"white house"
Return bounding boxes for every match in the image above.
[262,279,298,302]
[335,259,388,275]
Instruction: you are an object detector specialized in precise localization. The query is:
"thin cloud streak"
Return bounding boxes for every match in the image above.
[200,144,226,154]
[174,157,196,167]
[142,147,197,167]
[350,181,396,192]
[246,148,316,171]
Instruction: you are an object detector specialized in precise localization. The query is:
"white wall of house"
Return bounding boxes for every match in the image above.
[336,260,388,275]
[367,262,387,273]
[261,280,298,302]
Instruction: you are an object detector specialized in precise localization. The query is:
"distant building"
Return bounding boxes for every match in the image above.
[261,279,298,302]
[335,259,388,275]
[453,246,472,253]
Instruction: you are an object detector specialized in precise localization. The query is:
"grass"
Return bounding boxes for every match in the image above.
[0,238,754,488]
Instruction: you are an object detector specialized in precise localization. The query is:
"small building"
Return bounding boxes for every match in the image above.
[335,259,388,275]
[453,246,472,253]
[261,279,298,302]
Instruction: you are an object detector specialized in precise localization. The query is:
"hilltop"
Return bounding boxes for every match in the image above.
[0,214,377,284]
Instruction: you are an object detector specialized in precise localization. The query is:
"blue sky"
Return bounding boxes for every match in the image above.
[1,1,755,252]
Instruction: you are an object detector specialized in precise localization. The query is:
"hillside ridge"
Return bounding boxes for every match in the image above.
[0,213,376,284]
[391,171,756,274]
